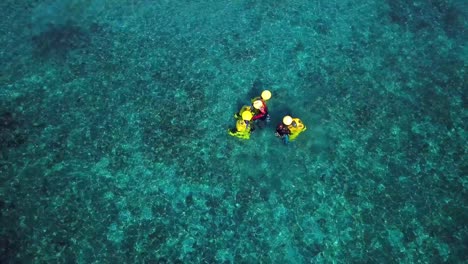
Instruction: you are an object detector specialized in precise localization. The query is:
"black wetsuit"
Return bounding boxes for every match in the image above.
[276,124,290,137]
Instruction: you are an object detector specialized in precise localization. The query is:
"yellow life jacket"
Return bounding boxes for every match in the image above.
[288,118,306,141]
[228,120,251,139]
[236,119,248,131]
[229,106,253,140]
[228,129,251,139]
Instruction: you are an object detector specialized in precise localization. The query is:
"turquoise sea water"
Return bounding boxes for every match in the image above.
[0,0,466,263]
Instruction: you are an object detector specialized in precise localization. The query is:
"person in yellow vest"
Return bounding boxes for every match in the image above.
[275,115,307,144]
[228,106,254,139]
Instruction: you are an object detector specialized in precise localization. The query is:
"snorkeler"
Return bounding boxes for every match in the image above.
[275,115,307,144]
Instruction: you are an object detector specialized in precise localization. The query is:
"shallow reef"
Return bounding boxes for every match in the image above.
[0,0,466,263]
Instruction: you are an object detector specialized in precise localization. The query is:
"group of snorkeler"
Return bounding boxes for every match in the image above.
[228,90,306,144]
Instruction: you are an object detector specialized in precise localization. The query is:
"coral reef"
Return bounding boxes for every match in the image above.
[0,0,465,263]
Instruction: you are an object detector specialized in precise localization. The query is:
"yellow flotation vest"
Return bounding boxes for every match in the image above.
[288,118,306,141]
[228,119,251,139]
[236,119,248,131]
[228,106,253,140]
